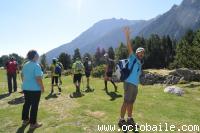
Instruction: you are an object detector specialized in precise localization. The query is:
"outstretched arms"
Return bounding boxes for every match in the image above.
[124,27,133,55]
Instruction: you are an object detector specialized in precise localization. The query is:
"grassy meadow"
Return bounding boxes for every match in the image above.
[0,69,199,133]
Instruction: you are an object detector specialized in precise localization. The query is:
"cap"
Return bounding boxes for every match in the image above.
[136,47,145,54]
[104,53,108,57]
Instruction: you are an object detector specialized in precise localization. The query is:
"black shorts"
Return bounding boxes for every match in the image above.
[85,71,91,78]
[52,76,58,85]
[106,71,113,78]
[73,74,82,83]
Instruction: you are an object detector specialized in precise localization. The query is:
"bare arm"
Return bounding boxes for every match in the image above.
[36,77,44,92]
[124,27,133,55]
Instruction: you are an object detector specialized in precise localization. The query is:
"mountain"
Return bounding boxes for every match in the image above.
[46,19,149,63]
[138,0,200,39]
[46,0,200,64]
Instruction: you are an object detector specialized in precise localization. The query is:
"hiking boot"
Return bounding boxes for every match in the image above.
[118,119,127,128]
[30,122,43,129]
[22,120,29,126]
[58,87,62,93]
[127,118,139,129]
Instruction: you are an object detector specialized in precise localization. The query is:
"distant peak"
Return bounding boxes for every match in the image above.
[181,0,198,6]
[171,4,178,10]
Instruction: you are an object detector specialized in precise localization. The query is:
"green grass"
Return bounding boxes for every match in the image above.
[0,69,200,133]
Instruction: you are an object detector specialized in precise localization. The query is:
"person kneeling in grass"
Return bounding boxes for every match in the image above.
[118,27,145,129]
[21,50,44,129]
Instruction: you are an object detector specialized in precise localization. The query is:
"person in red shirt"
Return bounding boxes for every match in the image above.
[5,57,18,94]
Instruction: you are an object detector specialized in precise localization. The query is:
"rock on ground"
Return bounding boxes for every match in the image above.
[164,86,184,96]
[169,68,200,82]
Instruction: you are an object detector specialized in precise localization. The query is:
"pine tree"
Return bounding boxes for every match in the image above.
[40,54,47,72]
[108,47,115,60]
[73,48,81,62]
[115,42,128,60]
[58,52,72,69]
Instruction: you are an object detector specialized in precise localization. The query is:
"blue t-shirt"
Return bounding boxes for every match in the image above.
[22,61,43,91]
[125,54,142,86]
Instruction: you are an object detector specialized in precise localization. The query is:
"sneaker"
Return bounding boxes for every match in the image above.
[22,120,29,126]
[30,122,43,129]
[118,119,127,128]
[127,118,139,129]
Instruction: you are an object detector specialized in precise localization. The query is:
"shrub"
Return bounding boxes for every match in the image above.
[64,70,72,76]
[92,65,105,78]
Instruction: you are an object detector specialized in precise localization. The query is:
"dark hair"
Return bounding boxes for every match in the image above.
[27,50,38,60]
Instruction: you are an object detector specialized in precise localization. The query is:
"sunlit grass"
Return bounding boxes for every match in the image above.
[0,70,199,133]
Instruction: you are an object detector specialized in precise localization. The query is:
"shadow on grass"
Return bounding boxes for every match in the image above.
[105,90,122,101]
[69,92,85,98]
[45,93,58,100]
[0,93,10,100]
[184,83,200,88]
[27,128,36,133]
[82,87,95,93]
[16,124,28,133]
[8,96,24,105]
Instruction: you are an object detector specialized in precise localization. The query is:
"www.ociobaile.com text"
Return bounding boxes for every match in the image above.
[97,123,200,132]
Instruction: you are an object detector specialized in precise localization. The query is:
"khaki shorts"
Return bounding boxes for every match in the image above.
[124,82,138,104]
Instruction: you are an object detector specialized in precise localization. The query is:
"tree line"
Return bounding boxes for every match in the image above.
[1,29,200,70]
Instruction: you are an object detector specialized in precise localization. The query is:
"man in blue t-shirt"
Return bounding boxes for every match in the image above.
[118,27,145,130]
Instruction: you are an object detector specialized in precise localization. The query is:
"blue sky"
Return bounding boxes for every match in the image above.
[0,0,182,57]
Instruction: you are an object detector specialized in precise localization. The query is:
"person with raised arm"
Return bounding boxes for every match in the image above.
[118,27,145,131]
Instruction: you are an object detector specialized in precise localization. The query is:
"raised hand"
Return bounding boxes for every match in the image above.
[123,27,133,55]
[123,27,131,39]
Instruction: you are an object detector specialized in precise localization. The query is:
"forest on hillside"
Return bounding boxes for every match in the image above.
[0,29,200,71]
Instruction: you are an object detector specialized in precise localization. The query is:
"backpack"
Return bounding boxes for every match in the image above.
[113,58,137,82]
[58,62,63,69]
[55,64,62,75]
[6,61,17,74]
[75,62,83,72]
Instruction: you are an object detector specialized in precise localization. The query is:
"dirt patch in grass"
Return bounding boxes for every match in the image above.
[85,110,105,119]
[196,98,200,101]
[41,93,79,119]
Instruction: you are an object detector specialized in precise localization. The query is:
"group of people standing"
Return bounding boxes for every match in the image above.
[49,56,93,95]
[3,27,145,131]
